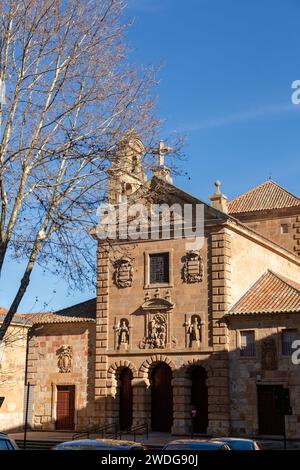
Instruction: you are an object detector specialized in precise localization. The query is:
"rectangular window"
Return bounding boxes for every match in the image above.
[149,253,169,284]
[281,224,289,234]
[240,330,255,357]
[282,329,297,356]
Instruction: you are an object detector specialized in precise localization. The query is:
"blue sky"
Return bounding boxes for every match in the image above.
[2,0,300,313]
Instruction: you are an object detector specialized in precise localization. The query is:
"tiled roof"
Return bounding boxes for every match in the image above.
[228,180,300,214]
[0,309,33,326]
[228,270,300,315]
[0,299,96,326]
[25,298,96,324]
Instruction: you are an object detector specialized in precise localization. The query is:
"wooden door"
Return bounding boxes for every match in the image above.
[191,366,208,434]
[56,385,75,430]
[257,385,285,435]
[151,363,173,432]
[119,368,133,431]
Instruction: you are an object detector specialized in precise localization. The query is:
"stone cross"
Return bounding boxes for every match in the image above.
[151,140,172,166]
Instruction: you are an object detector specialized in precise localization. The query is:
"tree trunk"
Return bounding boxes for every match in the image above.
[0,268,31,341]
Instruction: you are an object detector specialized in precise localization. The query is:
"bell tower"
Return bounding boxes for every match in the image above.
[108,136,147,205]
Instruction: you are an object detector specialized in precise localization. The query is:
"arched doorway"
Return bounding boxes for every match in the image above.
[119,368,133,430]
[191,366,208,434]
[151,363,173,432]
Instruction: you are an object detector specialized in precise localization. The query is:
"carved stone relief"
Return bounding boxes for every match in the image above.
[261,339,277,370]
[182,250,204,283]
[139,313,167,349]
[113,257,133,288]
[57,345,72,373]
[184,314,204,349]
[114,318,130,350]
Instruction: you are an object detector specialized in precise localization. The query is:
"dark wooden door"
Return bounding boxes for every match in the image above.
[119,368,133,431]
[151,363,173,432]
[257,385,285,435]
[191,366,208,434]
[56,385,75,430]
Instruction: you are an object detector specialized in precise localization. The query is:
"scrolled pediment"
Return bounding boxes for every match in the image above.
[141,297,174,311]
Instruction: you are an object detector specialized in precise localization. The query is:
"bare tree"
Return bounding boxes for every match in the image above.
[0,0,160,340]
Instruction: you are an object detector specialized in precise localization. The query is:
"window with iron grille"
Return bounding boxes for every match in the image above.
[282,329,297,356]
[149,253,169,284]
[240,330,255,357]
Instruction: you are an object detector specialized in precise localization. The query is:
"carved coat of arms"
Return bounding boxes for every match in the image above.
[182,250,204,283]
[113,257,133,288]
[57,345,72,373]
[261,339,277,370]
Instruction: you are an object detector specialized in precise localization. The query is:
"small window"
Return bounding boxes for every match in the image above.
[281,224,289,234]
[240,330,255,357]
[282,329,297,356]
[149,253,169,284]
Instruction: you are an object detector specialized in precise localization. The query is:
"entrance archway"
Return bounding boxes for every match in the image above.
[151,363,173,432]
[119,368,133,430]
[191,366,208,434]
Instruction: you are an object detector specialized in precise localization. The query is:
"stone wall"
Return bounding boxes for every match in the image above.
[228,314,300,438]
[229,223,300,306]
[0,323,30,432]
[233,208,300,255]
[28,323,96,431]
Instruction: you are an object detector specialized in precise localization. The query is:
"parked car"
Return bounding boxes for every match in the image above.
[0,433,19,450]
[163,439,231,451]
[53,438,146,450]
[213,438,262,450]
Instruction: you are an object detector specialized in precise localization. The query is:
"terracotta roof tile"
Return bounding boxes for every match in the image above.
[228,180,300,214]
[24,298,96,324]
[0,299,96,326]
[228,271,300,315]
[0,310,33,325]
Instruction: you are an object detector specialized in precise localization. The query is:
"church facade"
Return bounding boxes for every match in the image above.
[1,138,300,438]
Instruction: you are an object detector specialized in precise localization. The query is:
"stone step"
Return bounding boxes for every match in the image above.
[15,439,62,450]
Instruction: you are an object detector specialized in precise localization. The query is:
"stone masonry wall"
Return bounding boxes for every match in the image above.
[28,323,95,430]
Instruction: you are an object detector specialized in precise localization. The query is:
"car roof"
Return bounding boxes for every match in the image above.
[167,439,225,444]
[166,439,229,448]
[216,437,256,442]
[57,438,142,448]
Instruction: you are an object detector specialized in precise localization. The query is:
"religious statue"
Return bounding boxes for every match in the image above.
[186,315,202,348]
[139,313,167,349]
[57,345,72,373]
[182,250,204,283]
[115,319,130,349]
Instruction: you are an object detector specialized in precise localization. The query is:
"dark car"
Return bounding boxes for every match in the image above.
[213,438,262,450]
[53,438,146,450]
[163,439,231,451]
[0,433,19,450]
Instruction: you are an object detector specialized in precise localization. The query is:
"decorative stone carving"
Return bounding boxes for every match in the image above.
[182,250,204,283]
[113,257,133,288]
[184,314,203,348]
[139,313,167,349]
[114,318,130,350]
[261,339,277,370]
[57,345,72,373]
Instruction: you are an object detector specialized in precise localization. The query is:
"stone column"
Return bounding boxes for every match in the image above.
[208,228,231,436]
[94,242,110,424]
[132,378,151,429]
[171,377,192,435]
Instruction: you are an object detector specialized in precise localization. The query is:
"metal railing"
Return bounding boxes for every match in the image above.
[117,422,149,442]
[72,422,118,441]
